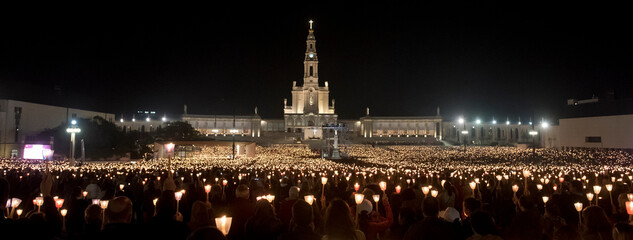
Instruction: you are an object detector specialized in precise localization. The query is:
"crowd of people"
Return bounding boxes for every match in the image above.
[2,145,633,240]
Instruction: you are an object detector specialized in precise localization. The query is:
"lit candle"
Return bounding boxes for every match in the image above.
[575,202,583,212]
[266,194,275,203]
[422,186,429,195]
[55,198,64,209]
[304,195,314,205]
[512,185,519,193]
[537,184,543,191]
[469,182,476,190]
[175,191,183,213]
[586,193,594,202]
[215,216,232,235]
[431,189,438,198]
[100,200,109,209]
[354,193,364,205]
[523,170,531,178]
[542,196,549,204]
[575,201,583,226]
[321,177,328,185]
[379,181,387,191]
[395,185,401,194]
[354,183,360,192]
[626,201,633,216]
[82,191,88,199]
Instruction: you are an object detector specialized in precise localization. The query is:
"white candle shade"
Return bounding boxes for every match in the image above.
[431,190,439,198]
[372,194,380,203]
[304,195,314,205]
[575,202,583,212]
[422,186,430,195]
[100,200,109,209]
[355,193,364,205]
[379,182,387,191]
[215,216,232,235]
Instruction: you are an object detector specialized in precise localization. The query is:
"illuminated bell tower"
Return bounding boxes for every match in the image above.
[284,20,337,136]
[304,20,318,87]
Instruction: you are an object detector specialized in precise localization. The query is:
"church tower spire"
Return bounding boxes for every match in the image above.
[304,20,318,87]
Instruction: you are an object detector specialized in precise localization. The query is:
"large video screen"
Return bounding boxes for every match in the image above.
[23,144,52,160]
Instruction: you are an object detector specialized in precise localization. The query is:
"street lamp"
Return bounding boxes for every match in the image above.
[66,120,81,165]
[529,130,538,155]
[458,117,467,152]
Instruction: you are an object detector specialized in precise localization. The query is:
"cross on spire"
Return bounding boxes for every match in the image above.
[309,20,313,30]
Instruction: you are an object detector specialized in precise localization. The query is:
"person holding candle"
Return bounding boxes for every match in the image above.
[438,181,456,211]
[101,196,139,240]
[76,204,103,240]
[580,206,613,240]
[147,175,190,240]
[468,211,502,240]
[227,184,254,240]
[188,201,215,233]
[505,196,544,240]
[459,197,482,240]
[542,197,567,240]
[323,199,366,240]
[403,197,457,240]
[278,200,321,240]
[244,199,283,240]
[278,186,300,230]
[358,193,393,240]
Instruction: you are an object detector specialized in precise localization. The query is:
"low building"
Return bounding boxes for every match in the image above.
[0,99,115,158]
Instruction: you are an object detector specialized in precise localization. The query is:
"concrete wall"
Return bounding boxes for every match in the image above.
[557,114,633,149]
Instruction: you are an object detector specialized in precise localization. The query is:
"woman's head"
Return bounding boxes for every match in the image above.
[583,206,612,233]
[324,199,356,239]
[189,201,214,230]
[470,211,497,236]
[252,199,275,223]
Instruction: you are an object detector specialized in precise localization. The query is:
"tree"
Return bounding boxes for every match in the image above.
[155,121,200,141]
[37,116,136,159]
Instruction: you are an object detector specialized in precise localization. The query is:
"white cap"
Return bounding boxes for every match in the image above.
[440,207,461,222]
[358,199,373,214]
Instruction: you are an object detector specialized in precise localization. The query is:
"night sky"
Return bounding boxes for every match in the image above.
[2,3,632,122]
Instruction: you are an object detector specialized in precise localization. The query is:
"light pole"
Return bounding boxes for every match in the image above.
[529,128,538,156]
[458,117,467,152]
[66,120,81,165]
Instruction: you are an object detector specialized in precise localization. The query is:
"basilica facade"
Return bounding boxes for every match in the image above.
[283,20,337,138]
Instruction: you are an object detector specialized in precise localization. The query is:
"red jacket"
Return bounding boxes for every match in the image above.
[363,199,394,240]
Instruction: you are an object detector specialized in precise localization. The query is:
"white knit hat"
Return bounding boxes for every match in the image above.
[439,207,461,222]
[358,199,373,214]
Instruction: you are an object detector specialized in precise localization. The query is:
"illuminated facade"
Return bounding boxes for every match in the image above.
[284,20,337,134]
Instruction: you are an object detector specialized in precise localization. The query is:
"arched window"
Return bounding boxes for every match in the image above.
[309,66,313,76]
